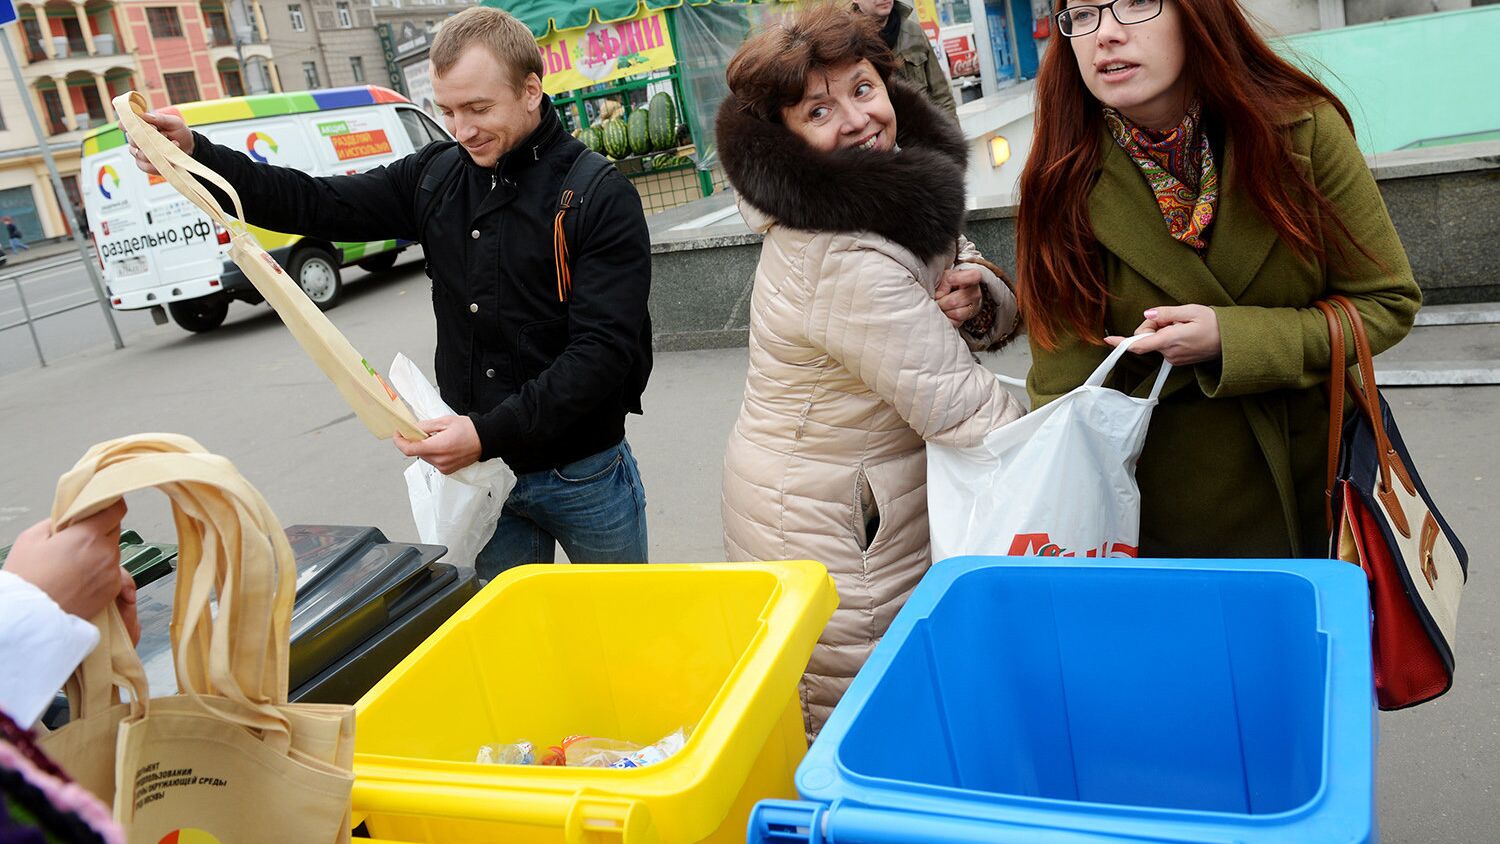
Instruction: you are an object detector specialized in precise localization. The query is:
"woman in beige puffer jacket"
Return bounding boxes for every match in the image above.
[716,6,1026,738]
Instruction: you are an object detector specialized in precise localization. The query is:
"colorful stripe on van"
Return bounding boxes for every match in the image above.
[81,86,411,156]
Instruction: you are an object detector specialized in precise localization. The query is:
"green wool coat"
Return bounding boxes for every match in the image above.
[1027,101,1422,558]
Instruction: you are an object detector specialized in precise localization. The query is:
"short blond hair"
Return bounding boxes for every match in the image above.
[430,7,544,90]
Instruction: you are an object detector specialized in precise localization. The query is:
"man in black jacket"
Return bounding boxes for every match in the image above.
[128,7,653,578]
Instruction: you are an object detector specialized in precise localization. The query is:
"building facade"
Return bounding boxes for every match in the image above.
[260,0,474,96]
[0,0,280,240]
[259,0,382,92]
[115,0,277,111]
[1247,0,1491,33]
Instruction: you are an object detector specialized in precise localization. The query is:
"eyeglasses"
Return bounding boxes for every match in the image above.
[1056,0,1164,38]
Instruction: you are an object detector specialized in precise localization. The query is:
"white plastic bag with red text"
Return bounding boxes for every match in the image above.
[389,353,516,567]
[927,334,1171,561]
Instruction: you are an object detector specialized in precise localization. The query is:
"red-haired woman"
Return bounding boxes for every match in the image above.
[1017,0,1421,558]
[716,5,1025,735]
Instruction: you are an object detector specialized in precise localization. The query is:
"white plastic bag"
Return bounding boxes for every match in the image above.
[389,354,516,567]
[927,333,1171,560]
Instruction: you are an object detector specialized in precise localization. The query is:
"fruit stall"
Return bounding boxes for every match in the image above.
[483,0,796,214]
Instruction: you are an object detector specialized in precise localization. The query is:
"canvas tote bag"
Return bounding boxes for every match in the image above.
[112,91,423,442]
[43,434,355,843]
[35,588,147,804]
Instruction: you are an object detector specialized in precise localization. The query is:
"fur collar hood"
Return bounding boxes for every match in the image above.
[716,79,968,262]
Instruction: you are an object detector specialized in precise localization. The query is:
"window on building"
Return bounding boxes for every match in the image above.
[163,71,199,104]
[146,7,184,38]
[41,89,66,134]
[350,56,366,83]
[221,66,245,97]
[303,61,321,89]
[289,4,305,31]
[62,174,82,212]
[336,1,352,28]
[207,11,232,45]
[21,19,45,62]
[935,0,972,26]
[79,85,106,123]
[244,57,272,94]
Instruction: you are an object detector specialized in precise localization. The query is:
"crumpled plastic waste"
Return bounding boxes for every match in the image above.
[476,727,690,770]
[475,740,534,765]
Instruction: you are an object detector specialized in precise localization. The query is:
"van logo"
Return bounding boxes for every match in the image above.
[97,165,120,200]
[246,131,278,163]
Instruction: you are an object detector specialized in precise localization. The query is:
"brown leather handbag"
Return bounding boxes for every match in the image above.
[1317,295,1468,709]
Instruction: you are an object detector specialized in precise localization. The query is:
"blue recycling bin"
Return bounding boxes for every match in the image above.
[749,556,1375,844]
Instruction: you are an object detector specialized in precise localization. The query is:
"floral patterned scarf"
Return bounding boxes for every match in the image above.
[1104,101,1219,252]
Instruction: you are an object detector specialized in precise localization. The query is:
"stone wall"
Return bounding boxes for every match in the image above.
[648,141,1500,350]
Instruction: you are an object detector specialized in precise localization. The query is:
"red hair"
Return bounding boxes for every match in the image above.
[1017,0,1366,349]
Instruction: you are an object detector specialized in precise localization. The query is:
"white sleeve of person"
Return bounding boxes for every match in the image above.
[0,570,100,727]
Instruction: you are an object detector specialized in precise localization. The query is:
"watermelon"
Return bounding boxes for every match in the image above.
[602,118,630,159]
[628,109,652,156]
[648,92,677,150]
[580,126,602,153]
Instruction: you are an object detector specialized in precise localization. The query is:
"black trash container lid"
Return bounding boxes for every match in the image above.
[132,525,448,696]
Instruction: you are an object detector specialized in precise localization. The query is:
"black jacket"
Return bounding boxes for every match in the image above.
[190,97,653,473]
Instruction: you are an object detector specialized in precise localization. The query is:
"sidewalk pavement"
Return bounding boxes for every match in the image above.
[2,238,88,269]
[0,258,1496,841]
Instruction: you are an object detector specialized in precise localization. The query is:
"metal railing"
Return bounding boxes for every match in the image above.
[25,38,123,62]
[0,255,120,367]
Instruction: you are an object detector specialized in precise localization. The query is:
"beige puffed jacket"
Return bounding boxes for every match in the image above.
[716,81,1025,736]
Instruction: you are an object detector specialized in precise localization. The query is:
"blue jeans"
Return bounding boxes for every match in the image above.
[474,439,648,581]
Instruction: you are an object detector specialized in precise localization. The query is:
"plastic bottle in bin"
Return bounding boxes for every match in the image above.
[476,740,535,765]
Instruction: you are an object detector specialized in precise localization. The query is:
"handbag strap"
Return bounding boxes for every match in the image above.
[1084,332,1173,399]
[1315,300,1347,533]
[60,604,148,722]
[112,92,246,236]
[112,91,428,444]
[964,256,1025,350]
[1319,296,1419,537]
[52,435,298,752]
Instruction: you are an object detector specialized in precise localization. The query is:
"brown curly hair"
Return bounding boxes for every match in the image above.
[725,3,898,123]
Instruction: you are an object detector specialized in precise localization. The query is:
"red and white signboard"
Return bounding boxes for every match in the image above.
[943,33,980,79]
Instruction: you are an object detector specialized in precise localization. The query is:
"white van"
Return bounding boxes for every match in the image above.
[80,86,451,332]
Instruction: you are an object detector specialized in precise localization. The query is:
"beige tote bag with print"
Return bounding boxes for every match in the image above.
[112,92,424,442]
[47,434,355,844]
[36,597,148,804]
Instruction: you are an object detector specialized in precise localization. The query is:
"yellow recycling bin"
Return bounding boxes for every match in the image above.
[352,561,838,843]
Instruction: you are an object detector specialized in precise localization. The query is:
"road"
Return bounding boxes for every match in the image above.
[0,256,153,374]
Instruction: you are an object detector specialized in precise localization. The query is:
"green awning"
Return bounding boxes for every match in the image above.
[482,0,778,39]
